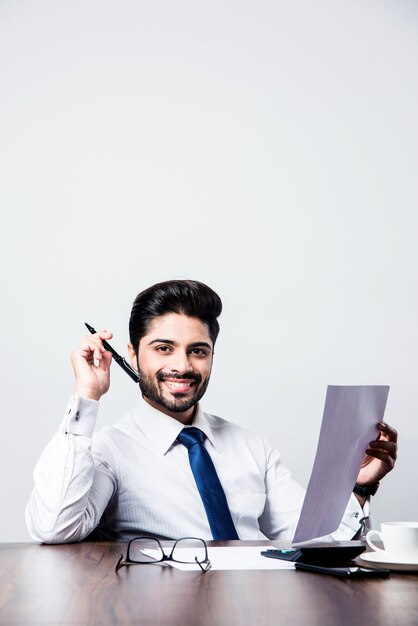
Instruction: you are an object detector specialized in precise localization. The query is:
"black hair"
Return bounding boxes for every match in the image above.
[129,279,222,354]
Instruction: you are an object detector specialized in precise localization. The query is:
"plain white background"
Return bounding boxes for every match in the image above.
[1,0,417,541]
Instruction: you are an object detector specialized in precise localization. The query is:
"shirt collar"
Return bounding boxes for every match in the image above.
[132,394,218,456]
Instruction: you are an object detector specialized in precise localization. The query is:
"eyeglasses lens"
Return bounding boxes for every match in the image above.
[172,538,207,564]
[128,538,163,563]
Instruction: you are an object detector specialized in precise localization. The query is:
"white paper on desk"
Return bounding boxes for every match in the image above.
[142,546,295,571]
[293,385,389,544]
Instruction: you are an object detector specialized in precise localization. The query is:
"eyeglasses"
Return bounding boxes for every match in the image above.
[116,536,211,573]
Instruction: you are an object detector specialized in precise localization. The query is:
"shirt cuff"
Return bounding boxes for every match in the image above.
[340,493,371,539]
[58,396,99,436]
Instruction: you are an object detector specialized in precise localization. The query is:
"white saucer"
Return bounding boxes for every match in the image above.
[357,551,418,571]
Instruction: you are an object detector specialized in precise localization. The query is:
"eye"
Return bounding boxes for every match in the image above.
[190,348,209,357]
[156,345,172,353]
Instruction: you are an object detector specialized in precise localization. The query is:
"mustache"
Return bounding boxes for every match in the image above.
[157,371,202,384]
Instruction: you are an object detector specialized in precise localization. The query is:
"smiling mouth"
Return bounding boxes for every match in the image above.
[162,379,196,393]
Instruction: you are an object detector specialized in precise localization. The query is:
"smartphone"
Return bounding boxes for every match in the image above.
[295,562,390,578]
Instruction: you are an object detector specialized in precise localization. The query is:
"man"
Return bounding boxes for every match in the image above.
[26,280,398,543]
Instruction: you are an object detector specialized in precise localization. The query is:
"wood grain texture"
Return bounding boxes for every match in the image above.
[0,542,417,625]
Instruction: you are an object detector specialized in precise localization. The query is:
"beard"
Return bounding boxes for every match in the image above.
[138,368,210,414]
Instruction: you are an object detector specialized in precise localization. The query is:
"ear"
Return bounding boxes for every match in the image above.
[127,343,138,370]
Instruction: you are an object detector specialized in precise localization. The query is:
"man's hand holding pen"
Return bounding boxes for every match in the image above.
[72,330,114,401]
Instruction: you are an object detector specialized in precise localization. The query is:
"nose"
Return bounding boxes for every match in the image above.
[170,350,193,374]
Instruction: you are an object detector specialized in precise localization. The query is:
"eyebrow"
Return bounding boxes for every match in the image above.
[148,339,212,351]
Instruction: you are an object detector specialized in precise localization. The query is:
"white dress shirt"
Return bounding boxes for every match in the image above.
[26,394,367,543]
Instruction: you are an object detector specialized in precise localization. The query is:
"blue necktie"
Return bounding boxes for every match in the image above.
[177,427,239,540]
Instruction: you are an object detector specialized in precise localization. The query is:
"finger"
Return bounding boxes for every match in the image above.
[98,351,113,372]
[364,449,395,468]
[368,452,397,466]
[91,331,113,361]
[368,440,397,456]
[377,422,398,442]
[96,330,113,341]
[79,337,106,362]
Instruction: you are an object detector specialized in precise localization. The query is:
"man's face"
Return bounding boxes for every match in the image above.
[128,313,214,423]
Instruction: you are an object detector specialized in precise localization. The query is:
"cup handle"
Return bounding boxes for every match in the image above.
[366,530,385,553]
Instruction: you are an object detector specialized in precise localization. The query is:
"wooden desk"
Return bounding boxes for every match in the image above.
[1,542,417,625]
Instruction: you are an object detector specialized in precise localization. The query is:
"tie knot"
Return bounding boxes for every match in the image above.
[177,427,205,449]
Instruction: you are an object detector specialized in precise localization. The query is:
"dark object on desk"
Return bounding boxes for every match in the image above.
[295,562,390,578]
[84,322,140,383]
[261,541,366,566]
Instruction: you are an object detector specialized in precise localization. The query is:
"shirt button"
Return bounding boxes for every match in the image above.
[75,411,80,422]
[354,512,359,518]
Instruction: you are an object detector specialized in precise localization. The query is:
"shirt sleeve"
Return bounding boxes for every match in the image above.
[25,396,116,544]
[258,441,370,541]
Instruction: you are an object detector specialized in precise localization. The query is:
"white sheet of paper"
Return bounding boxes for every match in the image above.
[142,546,295,571]
[293,385,389,543]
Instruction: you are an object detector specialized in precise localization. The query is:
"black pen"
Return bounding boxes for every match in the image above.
[84,323,140,383]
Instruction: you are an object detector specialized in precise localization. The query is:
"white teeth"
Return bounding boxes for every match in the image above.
[165,381,192,389]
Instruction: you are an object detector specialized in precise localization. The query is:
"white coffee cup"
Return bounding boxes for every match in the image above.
[366,522,418,560]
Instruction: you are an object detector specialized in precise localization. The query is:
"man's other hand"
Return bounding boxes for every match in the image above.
[71,330,113,401]
[356,422,398,486]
